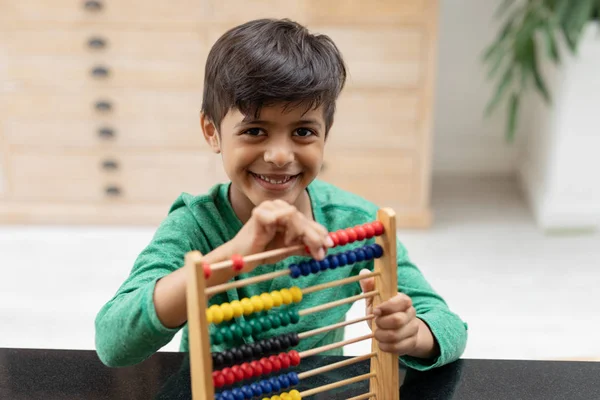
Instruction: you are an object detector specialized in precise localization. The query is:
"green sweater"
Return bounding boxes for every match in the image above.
[95,179,467,371]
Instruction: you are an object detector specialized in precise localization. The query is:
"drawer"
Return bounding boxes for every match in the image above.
[0,0,208,28]
[4,57,204,90]
[5,90,201,119]
[203,0,308,24]
[4,119,208,150]
[10,151,220,203]
[313,26,423,89]
[327,90,420,150]
[307,0,426,24]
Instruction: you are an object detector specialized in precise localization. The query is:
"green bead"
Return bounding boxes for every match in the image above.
[249,319,262,335]
[258,316,272,331]
[239,321,253,336]
[221,326,233,342]
[289,310,300,324]
[279,311,290,327]
[230,324,243,340]
[212,330,224,345]
[269,314,281,329]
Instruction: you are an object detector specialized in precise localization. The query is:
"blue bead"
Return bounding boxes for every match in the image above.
[269,377,281,392]
[300,262,311,276]
[278,374,291,389]
[355,248,366,262]
[289,264,301,278]
[364,246,375,260]
[371,243,384,258]
[250,383,262,396]
[338,253,348,266]
[260,380,272,395]
[309,260,320,274]
[327,255,339,269]
[231,388,244,400]
[220,392,233,400]
[288,372,300,385]
[241,386,253,399]
[346,251,357,264]
[214,393,221,400]
[318,258,330,271]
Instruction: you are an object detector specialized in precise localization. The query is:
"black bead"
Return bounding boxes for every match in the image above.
[280,334,291,349]
[270,338,282,352]
[213,352,225,369]
[252,342,263,358]
[261,339,272,354]
[289,333,300,347]
[240,344,254,361]
[223,351,234,367]
[231,347,244,363]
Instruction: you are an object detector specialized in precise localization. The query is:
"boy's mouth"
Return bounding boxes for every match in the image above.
[249,172,301,190]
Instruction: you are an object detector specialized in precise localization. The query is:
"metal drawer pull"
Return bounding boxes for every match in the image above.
[84,0,103,11]
[91,66,110,78]
[94,100,112,112]
[98,127,115,139]
[105,186,121,196]
[87,37,107,49]
[102,160,119,170]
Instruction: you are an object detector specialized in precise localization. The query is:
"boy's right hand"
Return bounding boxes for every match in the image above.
[230,200,334,264]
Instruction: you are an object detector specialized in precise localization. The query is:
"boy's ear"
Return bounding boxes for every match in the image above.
[200,113,221,154]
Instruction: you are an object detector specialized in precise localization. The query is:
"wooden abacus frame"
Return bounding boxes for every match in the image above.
[185,208,399,400]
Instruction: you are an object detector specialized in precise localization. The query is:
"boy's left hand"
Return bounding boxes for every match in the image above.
[359,269,437,358]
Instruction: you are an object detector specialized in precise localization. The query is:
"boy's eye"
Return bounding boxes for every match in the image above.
[243,128,264,136]
[294,128,315,137]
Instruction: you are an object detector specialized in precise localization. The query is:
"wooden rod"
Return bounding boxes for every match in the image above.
[205,269,289,296]
[210,244,304,271]
[347,392,376,400]
[302,271,380,295]
[297,352,377,380]
[298,314,376,340]
[298,372,376,398]
[298,333,374,359]
[298,290,378,317]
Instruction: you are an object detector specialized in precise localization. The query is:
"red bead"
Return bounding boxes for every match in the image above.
[259,358,272,375]
[268,355,282,372]
[372,221,384,236]
[329,232,340,246]
[278,352,291,369]
[345,228,358,243]
[212,371,225,388]
[231,254,245,271]
[222,368,235,385]
[355,226,366,241]
[337,230,349,246]
[231,365,244,382]
[202,262,212,279]
[241,363,253,379]
[250,360,263,377]
[288,350,301,366]
[364,224,375,238]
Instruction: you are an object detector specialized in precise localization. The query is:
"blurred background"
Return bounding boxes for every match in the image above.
[1,0,598,362]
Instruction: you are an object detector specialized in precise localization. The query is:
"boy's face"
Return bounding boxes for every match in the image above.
[203,102,326,217]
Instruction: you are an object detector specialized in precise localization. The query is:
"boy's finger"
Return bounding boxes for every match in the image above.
[374,306,416,330]
[374,293,412,316]
[358,269,375,294]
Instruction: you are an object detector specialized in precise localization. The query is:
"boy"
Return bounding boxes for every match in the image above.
[95,18,467,371]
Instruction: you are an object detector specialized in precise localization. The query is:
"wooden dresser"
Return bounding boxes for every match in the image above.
[0,0,438,227]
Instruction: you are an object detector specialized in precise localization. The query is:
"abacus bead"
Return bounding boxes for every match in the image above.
[269,338,281,352]
[230,324,243,340]
[223,351,235,366]
[222,327,233,343]
[354,248,366,262]
[269,377,281,392]
[346,251,357,264]
[252,342,263,358]
[250,296,264,312]
[309,260,320,274]
[355,226,367,241]
[338,253,348,266]
[206,309,213,324]
[250,360,263,377]
[260,358,273,375]
[250,383,263,397]
[220,391,233,400]
[269,355,282,372]
[290,390,301,400]
[372,221,384,235]
[261,339,272,354]
[230,300,244,318]
[241,298,254,316]
[231,388,244,400]
[231,254,245,271]
[280,334,291,349]
[241,386,253,399]
[231,347,244,363]
[289,350,301,366]
[212,330,223,345]
[231,365,244,381]
[279,352,291,369]
[213,353,225,369]
[327,255,339,269]
[345,228,358,243]
[259,315,272,331]
[289,310,300,324]
[289,265,301,279]
[203,262,212,279]
[222,368,235,385]
[280,289,293,304]
[249,319,262,335]
[280,394,291,400]
[213,372,225,388]
[299,262,311,276]
[239,321,253,336]
[289,287,303,303]
[288,332,300,346]
[279,311,290,326]
[329,231,340,246]
[364,246,375,260]
[272,396,282,400]
[364,224,375,238]
[288,372,300,385]
[337,230,349,245]
[278,374,290,389]
[260,293,274,311]
[210,305,223,324]
[260,380,272,395]
[269,314,282,329]
[271,291,283,307]
[372,243,384,258]
[318,258,330,271]
[241,363,253,379]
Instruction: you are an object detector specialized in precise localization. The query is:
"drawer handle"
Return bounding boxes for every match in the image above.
[102,160,119,170]
[94,100,112,112]
[87,37,107,49]
[98,127,115,139]
[105,186,121,197]
[84,0,103,11]
[91,66,110,78]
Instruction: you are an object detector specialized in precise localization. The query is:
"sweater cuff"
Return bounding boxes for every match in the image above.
[142,278,182,336]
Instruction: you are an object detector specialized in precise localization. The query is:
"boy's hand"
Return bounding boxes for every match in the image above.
[359,269,437,359]
[231,200,333,264]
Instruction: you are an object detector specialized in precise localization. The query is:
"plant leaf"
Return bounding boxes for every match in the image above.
[530,39,551,103]
[495,0,517,18]
[542,20,560,63]
[507,93,520,142]
[486,67,514,116]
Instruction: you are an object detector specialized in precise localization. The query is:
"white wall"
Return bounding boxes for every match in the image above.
[432,0,520,176]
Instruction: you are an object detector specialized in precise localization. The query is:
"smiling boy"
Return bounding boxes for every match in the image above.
[95,18,467,371]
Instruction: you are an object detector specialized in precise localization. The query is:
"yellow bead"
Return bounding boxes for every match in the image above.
[290,286,303,303]
[270,291,283,307]
[260,293,274,311]
[209,304,223,324]
[289,390,301,400]
[241,298,254,316]
[280,394,291,400]
[230,300,243,318]
[205,308,213,324]
[271,396,281,400]
[280,288,293,305]
[250,295,264,312]
[221,303,234,321]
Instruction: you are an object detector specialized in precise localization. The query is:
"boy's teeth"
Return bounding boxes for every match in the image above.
[258,174,292,184]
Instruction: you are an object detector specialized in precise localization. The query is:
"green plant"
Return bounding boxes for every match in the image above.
[483,0,600,141]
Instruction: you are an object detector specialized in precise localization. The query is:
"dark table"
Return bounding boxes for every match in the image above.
[1,348,599,399]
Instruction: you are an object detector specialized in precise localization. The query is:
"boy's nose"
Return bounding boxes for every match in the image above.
[264,145,295,167]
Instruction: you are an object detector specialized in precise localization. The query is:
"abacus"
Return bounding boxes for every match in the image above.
[185,208,400,400]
